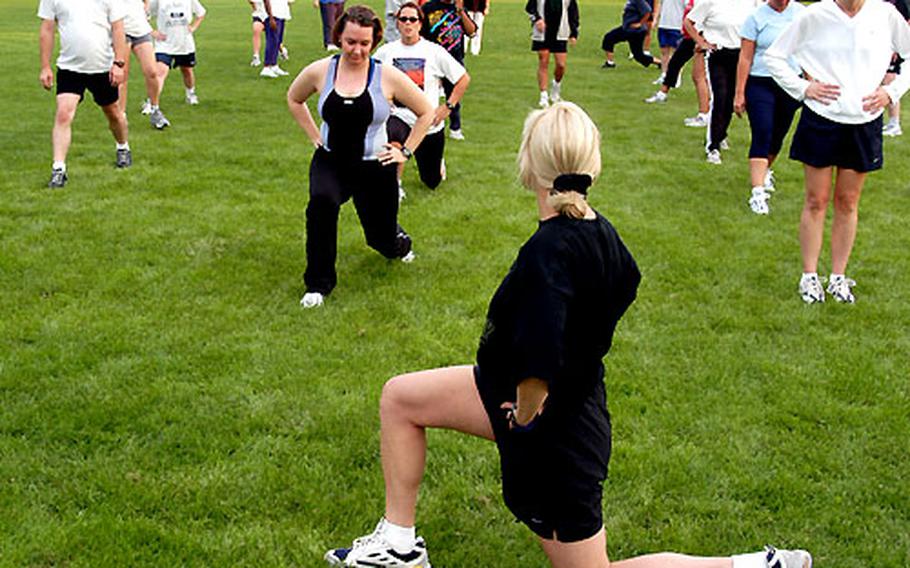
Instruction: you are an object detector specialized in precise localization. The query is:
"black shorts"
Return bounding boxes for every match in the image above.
[790,106,883,172]
[387,116,447,189]
[532,39,568,53]
[474,366,611,543]
[156,52,196,68]
[56,68,119,107]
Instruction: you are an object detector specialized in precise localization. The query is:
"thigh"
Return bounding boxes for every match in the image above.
[384,365,494,440]
[56,69,87,101]
[86,72,119,107]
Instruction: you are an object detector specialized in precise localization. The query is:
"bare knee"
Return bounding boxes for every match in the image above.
[804,192,829,215]
[833,191,860,215]
[55,105,77,127]
[380,375,410,422]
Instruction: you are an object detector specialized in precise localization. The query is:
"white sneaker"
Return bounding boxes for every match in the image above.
[449,129,464,141]
[826,275,856,304]
[300,292,325,308]
[798,274,825,304]
[325,526,429,567]
[548,80,562,103]
[274,66,289,76]
[279,45,289,60]
[883,122,903,137]
[326,44,340,52]
[763,169,775,192]
[185,93,199,105]
[652,73,665,85]
[250,54,261,67]
[538,91,549,108]
[765,545,812,568]
[748,186,770,215]
[706,149,722,165]
[720,138,730,150]
[401,250,416,263]
[140,99,152,115]
[684,113,709,127]
[260,66,280,78]
[644,90,667,104]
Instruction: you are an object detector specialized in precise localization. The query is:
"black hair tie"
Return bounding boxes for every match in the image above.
[552,174,592,195]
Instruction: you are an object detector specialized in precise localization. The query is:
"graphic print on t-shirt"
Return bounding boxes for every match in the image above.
[392,57,426,90]
[426,10,464,53]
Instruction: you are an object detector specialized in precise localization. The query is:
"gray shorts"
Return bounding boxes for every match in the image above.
[127,33,153,46]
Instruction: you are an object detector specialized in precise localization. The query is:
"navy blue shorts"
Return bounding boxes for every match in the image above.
[56,68,118,107]
[790,106,883,172]
[658,28,682,49]
[156,52,196,68]
[745,76,800,159]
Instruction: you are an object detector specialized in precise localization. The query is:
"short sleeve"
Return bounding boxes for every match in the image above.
[435,45,466,83]
[739,11,758,41]
[193,0,207,17]
[686,0,710,28]
[37,0,55,20]
[108,0,127,22]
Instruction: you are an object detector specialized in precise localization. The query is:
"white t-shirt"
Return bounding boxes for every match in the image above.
[374,38,467,134]
[124,0,153,37]
[766,0,910,124]
[267,0,292,20]
[686,0,759,49]
[250,0,267,20]
[150,0,207,55]
[37,0,126,74]
[659,0,686,30]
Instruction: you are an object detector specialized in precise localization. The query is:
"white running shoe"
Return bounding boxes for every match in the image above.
[798,274,825,304]
[748,187,770,215]
[274,66,289,76]
[765,545,812,568]
[706,149,722,165]
[401,251,416,263]
[652,72,665,85]
[325,531,429,567]
[763,169,775,192]
[260,66,279,78]
[140,98,152,115]
[684,113,709,127]
[250,54,261,67]
[449,129,464,141]
[644,90,667,104]
[301,292,325,308]
[186,93,199,105]
[548,79,562,103]
[883,122,903,137]
[279,45,289,60]
[826,275,856,304]
[326,44,340,52]
[720,138,730,150]
[538,91,549,108]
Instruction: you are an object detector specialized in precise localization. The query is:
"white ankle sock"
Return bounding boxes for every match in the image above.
[186,87,195,96]
[53,161,66,172]
[830,273,845,281]
[802,272,817,281]
[380,518,416,553]
[116,142,130,151]
[732,551,766,568]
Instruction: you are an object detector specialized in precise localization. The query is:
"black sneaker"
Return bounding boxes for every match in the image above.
[601,61,616,69]
[116,148,132,168]
[48,168,67,189]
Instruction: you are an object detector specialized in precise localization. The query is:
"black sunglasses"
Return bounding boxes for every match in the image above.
[398,16,420,22]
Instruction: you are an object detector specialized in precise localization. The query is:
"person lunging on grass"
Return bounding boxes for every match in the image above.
[322,101,812,568]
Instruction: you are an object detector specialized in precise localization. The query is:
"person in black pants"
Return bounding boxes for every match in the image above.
[600,0,661,69]
[286,5,433,308]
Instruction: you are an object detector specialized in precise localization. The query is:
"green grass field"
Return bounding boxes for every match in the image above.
[2,0,909,566]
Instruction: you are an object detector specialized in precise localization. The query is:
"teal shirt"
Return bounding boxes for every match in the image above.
[740,1,804,77]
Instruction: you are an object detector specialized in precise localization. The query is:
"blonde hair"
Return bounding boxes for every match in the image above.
[517,102,602,219]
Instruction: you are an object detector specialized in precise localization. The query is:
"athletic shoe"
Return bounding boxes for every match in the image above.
[401,251,416,263]
[684,113,709,127]
[140,98,152,115]
[326,44,340,52]
[325,531,429,567]
[439,158,446,181]
[883,122,903,137]
[538,91,549,108]
[116,148,132,168]
[826,275,856,304]
[798,274,825,304]
[763,169,775,192]
[720,138,730,150]
[652,73,665,85]
[186,93,199,105]
[279,45,289,60]
[748,187,770,215]
[48,168,67,189]
[260,66,280,78]
[398,180,406,203]
[301,292,325,308]
[250,54,261,67]
[274,66,289,76]
[449,129,464,141]
[765,545,812,568]
[548,79,562,103]
[601,60,616,69]
[644,90,667,104]
[706,149,722,165]
[150,108,170,130]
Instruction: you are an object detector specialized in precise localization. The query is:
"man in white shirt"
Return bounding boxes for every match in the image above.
[374,1,470,195]
[38,0,132,189]
[150,0,207,104]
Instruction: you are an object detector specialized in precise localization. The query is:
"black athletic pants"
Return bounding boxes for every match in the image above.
[304,148,412,295]
[662,37,695,90]
[442,74,462,131]
[706,47,740,152]
[601,26,654,68]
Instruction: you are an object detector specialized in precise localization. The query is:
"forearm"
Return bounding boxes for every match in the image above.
[111,21,128,63]
[39,22,54,70]
[734,43,753,97]
[403,111,432,152]
[289,101,322,145]
[515,378,548,425]
[447,74,470,106]
[190,14,205,33]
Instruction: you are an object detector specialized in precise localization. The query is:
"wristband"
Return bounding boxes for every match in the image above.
[401,146,413,160]
[113,60,125,68]
[445,101,457,111]
[504,403,537,432]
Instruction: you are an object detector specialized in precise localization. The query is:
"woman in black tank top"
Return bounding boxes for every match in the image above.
[286,5,433,308]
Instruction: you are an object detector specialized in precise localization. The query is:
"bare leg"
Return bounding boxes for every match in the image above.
[660,46,673,75]
[118,55,132,115]
[829,168,866,275]
[693,52,710,115]
[553,52,567,83]
[540,529,734,568]
[180,66,195,89]
[380,365,494,527]
[134,42,162,107]
[799,165,833,273]
[537,50,551,91]
[52,94,80,163]
[749,158,769,188]
[101,101,129,144]
[252,19,264,56]
[155,62,170,100]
